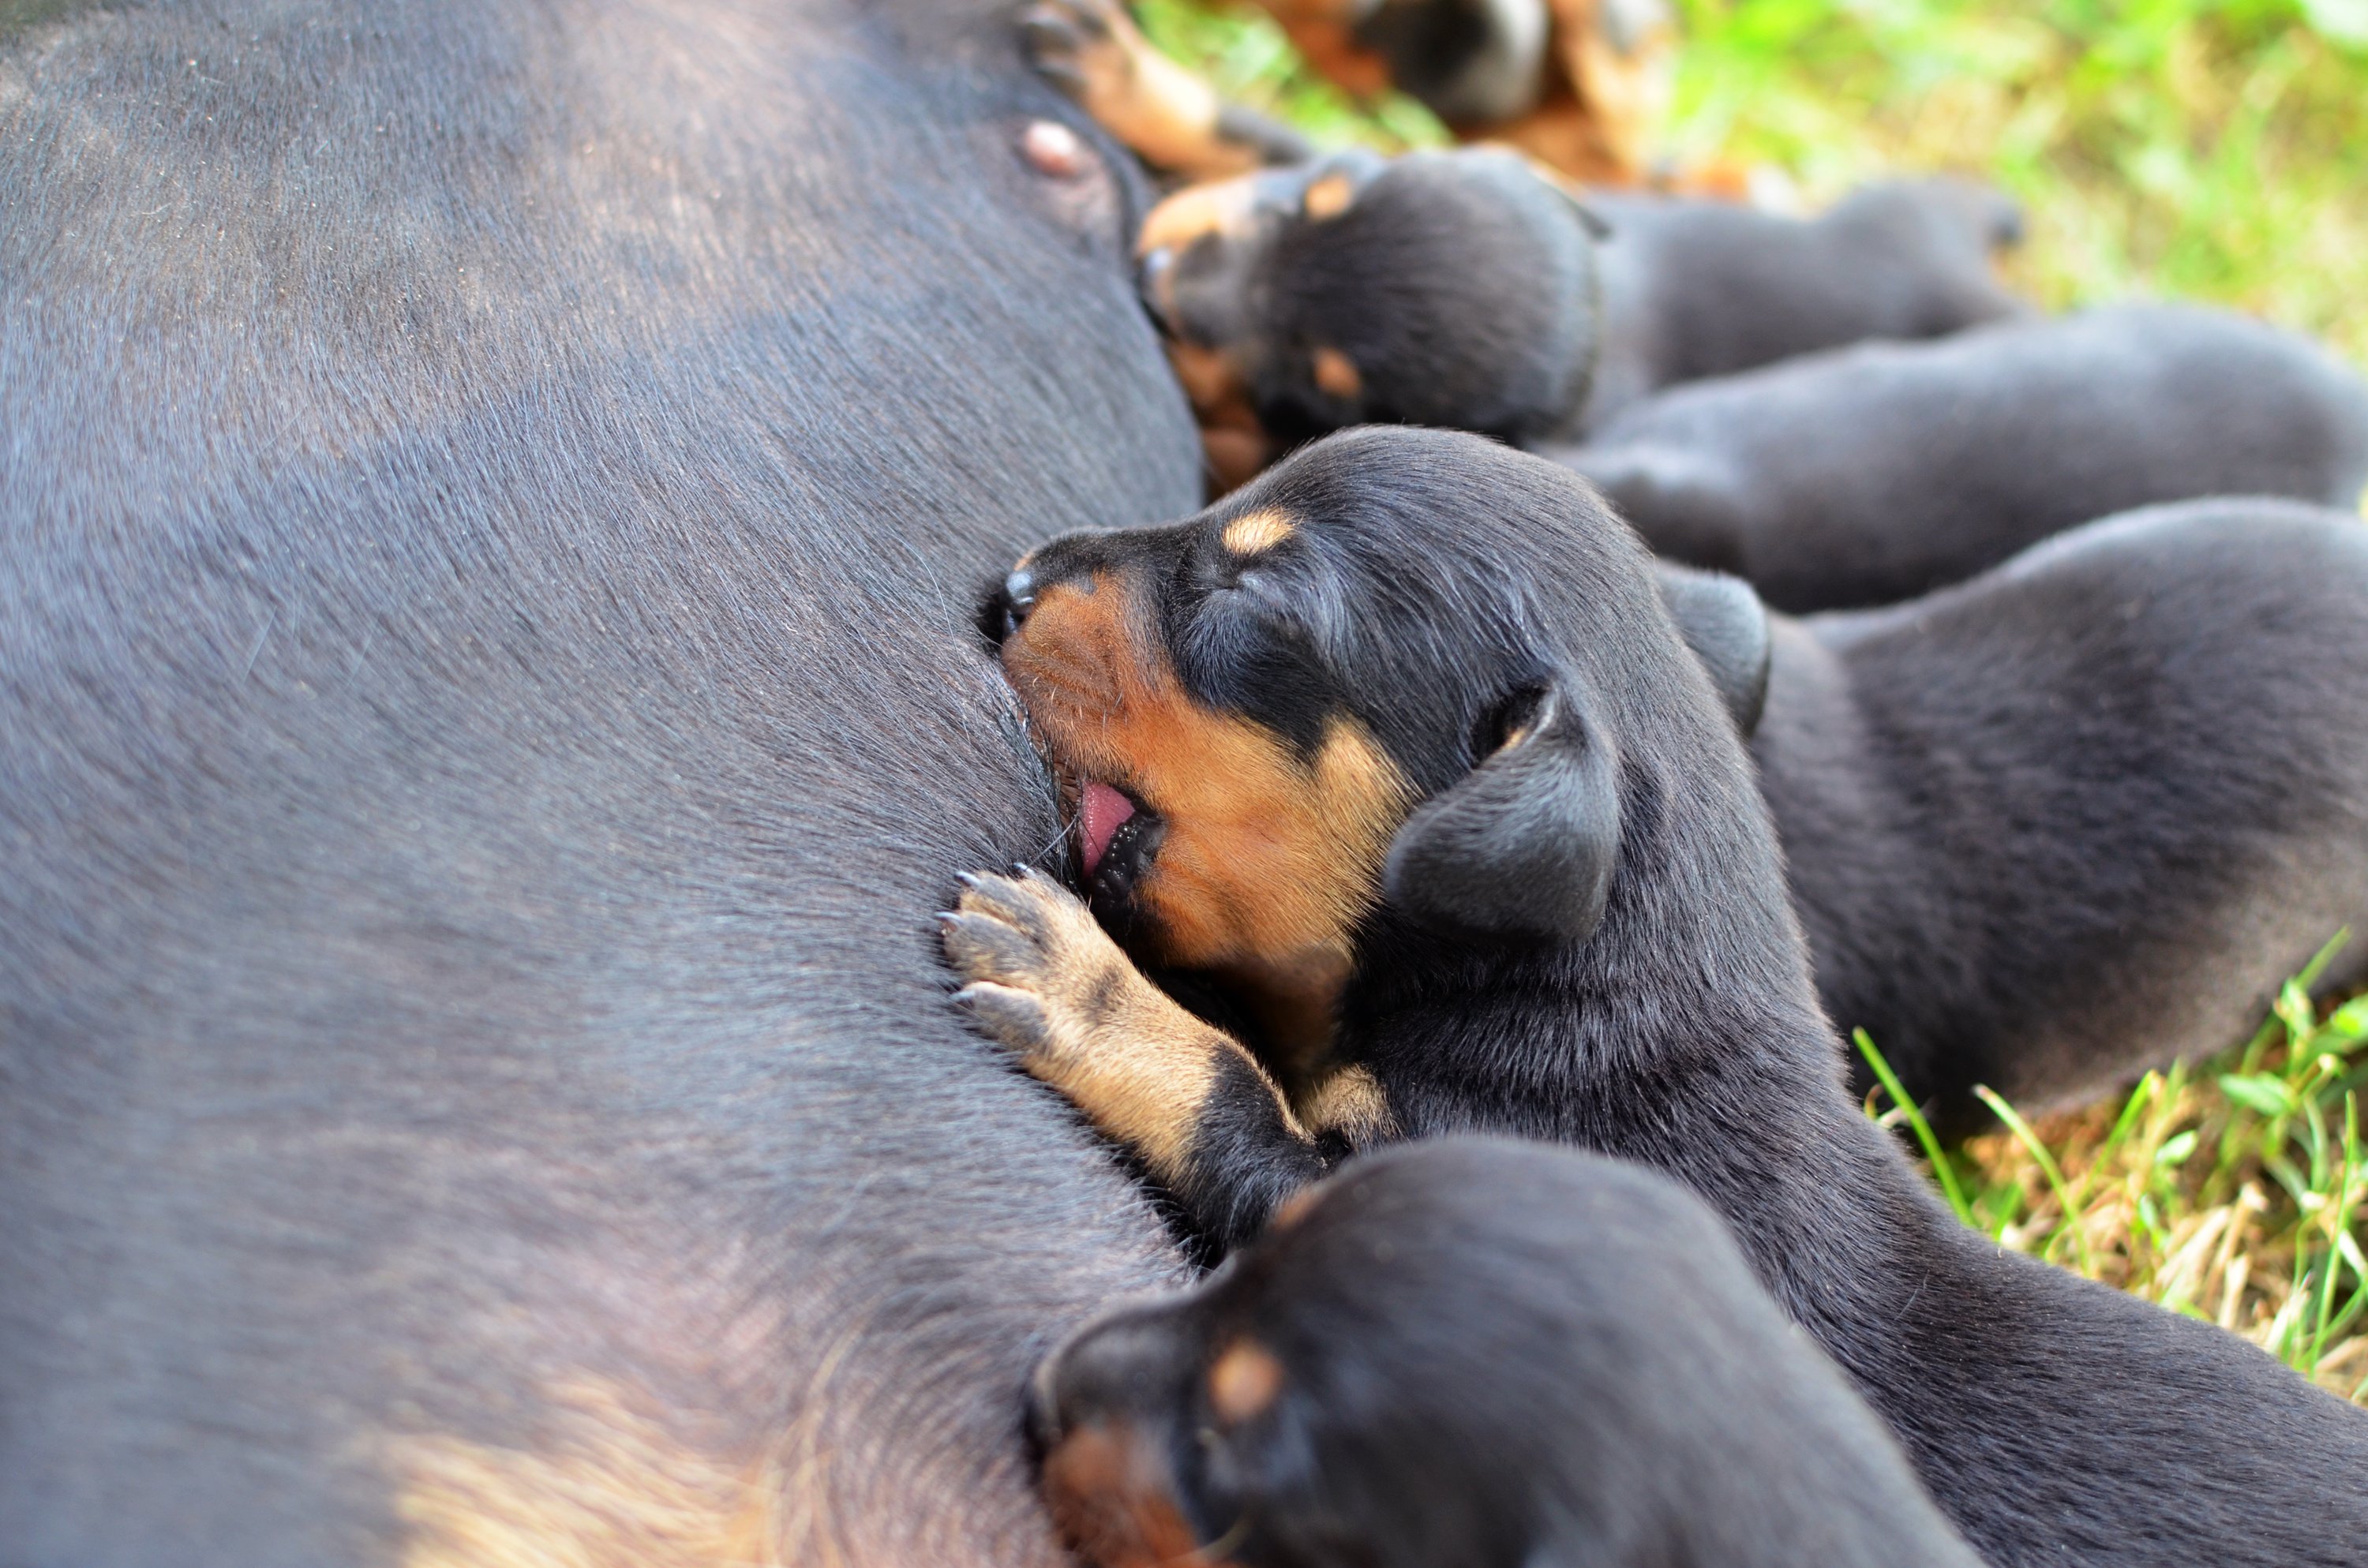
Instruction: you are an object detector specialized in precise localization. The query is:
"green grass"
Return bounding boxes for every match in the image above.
[1137,0,2368,369]
[1667,0,2368,369]
[1860,946,2368,1400]
[1137,0,2368,1396]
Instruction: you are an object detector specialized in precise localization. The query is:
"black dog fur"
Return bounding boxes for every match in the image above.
[1032,1139,1986,1568]
[950,427,2368,1567]
[1579,175,2026,427]
[1141,147,2025,448]
[1562,302,2368,611]
[1655,500,2368,1132]
[1,1,1204,1562]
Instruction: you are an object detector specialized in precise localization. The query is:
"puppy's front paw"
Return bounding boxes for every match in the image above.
[942,868,1133,1067]
[942,867,1296,1192]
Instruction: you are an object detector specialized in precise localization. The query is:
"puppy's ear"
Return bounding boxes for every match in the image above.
[1384,683,1621,943]
[1652,561,1771,735]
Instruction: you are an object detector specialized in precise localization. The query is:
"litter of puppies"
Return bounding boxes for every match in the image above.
[961,5,2368,1564]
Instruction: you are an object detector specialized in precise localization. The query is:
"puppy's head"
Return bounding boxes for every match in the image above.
[984,426,1760,997]
[1140,148,1602,460]
[1028,1143,1599,1568]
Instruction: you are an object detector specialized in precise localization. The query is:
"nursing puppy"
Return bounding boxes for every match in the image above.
[1141,146,2022,484]
[1663,500,2368,1132]
[1033,1139,1984,1568]
[946,428,2368,1566]
[1561,303,2368,612]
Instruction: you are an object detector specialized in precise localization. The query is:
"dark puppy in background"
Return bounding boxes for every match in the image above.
[1138,144,2023,482]
[1033,1140,1984,1568]
[946,428,2368,1566]
[1656,497,2368,1133]
[1564,302,2368,610]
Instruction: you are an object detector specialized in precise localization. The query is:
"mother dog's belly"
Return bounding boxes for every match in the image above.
[0,2,1198,1562]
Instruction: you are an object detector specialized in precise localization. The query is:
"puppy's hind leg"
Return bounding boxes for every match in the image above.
[1021,0,1313,179]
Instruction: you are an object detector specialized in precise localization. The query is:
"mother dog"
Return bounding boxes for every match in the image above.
[0,2,1203,1562]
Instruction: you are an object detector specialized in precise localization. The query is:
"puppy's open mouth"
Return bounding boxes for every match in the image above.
[1077,778,1166,914]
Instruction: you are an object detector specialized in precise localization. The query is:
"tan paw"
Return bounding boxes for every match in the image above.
[1017,0,1252,178]
[942,867,1248,1181]
[942,868,1134,1068]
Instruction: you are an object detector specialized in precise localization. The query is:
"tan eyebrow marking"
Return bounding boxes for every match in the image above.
[1221,509,1297,556]
[1302,170,1356,220]
[1310,346,1362,402]
[1207,1338,1287,1424]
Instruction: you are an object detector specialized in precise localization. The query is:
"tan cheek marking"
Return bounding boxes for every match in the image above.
[999,577,1414,1049]
[1221,508,1296,556]
[1043,1422,1208,1568]
[1134,715,1414,975]
[1166,340,1259,428]
[1310,346,1362,402]
[1301,170,1355,220]
[1002,577,1416,975]
[1207,1338,1287,1425]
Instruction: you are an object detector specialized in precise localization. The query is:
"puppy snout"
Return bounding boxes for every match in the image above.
[1029,1300,1186,1450]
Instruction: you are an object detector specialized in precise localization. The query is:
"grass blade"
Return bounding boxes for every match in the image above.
[1975,1083,2096,1277]
[1854,1030,1974,1226]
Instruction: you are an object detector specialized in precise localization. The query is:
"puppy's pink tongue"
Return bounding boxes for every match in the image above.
[1079,781,1137,878]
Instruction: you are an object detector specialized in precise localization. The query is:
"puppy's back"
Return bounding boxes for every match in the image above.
[1771,496,2368,1118]
[1567,305,2368,609]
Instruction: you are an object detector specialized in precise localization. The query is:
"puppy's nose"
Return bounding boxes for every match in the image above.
[1002,568,1036,628]
[1025,1348,1067,1454]
[982,567,1036,648]
[1137,247,1178,332]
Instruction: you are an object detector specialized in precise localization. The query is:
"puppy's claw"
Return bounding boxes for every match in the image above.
[941,905,1049,987]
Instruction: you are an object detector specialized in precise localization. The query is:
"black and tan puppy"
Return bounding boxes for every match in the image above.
[1659,500,2368,1132]
[1562,302,2368,612]
[945,428,2368,1566]
[1137,146,2023,481]
[1032,1138,1985,1568]
[1021,0,1678,187]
